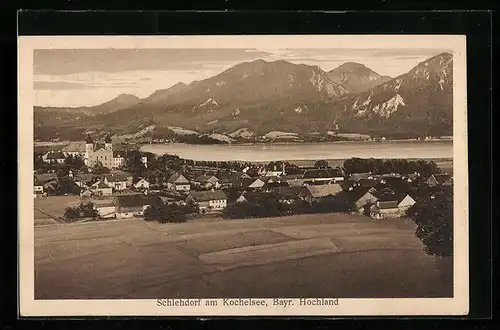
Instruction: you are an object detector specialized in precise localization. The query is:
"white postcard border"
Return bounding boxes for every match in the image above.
[18,35,469,317]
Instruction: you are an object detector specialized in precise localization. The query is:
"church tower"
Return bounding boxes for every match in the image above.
[104,134,113,152]
[85,133,94,167]
[85,133,94,155]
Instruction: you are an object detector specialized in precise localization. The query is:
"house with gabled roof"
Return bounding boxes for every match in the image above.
[236,191,276,205]
[159,191,187,206]
[369,192,416,219]
[167,173,190,191]
[90,180,113,196]
[104,173,128,191]
[302,168,344,183]
[112,194,162,219]
[42,151,66,164]
[186,190,227,213]
[193,174,220,190]
[276,187,305,204]
[301,183,343,205]
[262,181,290,192]
[345,186,378,212]
[426,173,453,187]
[61,141,86,157]
[235,177,266,190]
[133,177,150,190]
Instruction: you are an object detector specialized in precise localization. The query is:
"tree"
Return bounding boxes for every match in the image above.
[407,186,453,257]
[314,160,328,169]
[55,177,81,195]
[144,203,164,222]
[64,206,81,220]
[64,154,85,169]
[34,153,45,169]
[123,150,147,176]
[144,203,188,223]
[343,158,373,175]
[79,202,99,219]
[92,161,110,175]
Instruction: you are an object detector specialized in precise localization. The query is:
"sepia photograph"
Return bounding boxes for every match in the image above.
[18,35,468,316]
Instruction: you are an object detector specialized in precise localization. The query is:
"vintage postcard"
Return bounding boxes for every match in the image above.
[18,35,468,316]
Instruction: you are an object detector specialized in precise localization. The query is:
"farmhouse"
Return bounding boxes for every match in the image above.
[73,173,95,189]
[91,181,113,196]
[276,187,304,204]
[104,174,128,191]
[61,141,86,157]
[370,193,416,219]
[186,190,227,213]
[42,151,66,164]
[113,194,162,219]
[301,183,343,204]
[93,199,116,219]
[302,168,344,183]
[193,175,220,189]
[346,187,378,212]
[133,178,150,190]
[262,181,290,192]
[167,173,191,192]
[237,177,266,190]
[426,173,453,187]
[236,191,275,204]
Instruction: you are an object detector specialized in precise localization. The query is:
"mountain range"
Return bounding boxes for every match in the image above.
[34,52,453,142]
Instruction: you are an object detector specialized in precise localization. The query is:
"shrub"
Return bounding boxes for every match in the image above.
[144,203,188,223]
[64,206,81,220]
[79,202,98,218]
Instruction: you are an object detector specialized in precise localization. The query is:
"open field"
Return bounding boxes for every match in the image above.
[34,196,81,220]
[34,213,453,299]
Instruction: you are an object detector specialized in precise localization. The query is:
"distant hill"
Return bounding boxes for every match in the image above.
[327,62,392,93]
[34,53,454,141]
[332,52,454,138]
[34,93,141,115]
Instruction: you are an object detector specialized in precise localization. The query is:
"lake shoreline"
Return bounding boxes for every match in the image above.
[34,138,453,148]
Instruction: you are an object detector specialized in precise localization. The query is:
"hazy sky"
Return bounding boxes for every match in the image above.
[34,48,448,107]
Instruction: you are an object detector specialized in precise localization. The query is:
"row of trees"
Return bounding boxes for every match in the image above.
[143,203,197,223]
[342,158,440,177]
[222,197,351,220]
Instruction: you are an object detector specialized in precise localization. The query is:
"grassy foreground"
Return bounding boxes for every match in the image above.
[34,213,453,299]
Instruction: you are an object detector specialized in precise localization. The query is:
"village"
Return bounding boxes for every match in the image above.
[33,134,453,224]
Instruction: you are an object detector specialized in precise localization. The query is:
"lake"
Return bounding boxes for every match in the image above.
[140,140,453,162]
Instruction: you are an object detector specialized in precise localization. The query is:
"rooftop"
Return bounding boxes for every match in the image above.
[61,141,86,153]
[168,173,189,184]
[46,151,66,159]
[105,174,128,182]
[305,184,343,198]
[432,173,453,184]
[377,200,400,209]
[113,194,161,207]
[189,190,227,202]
